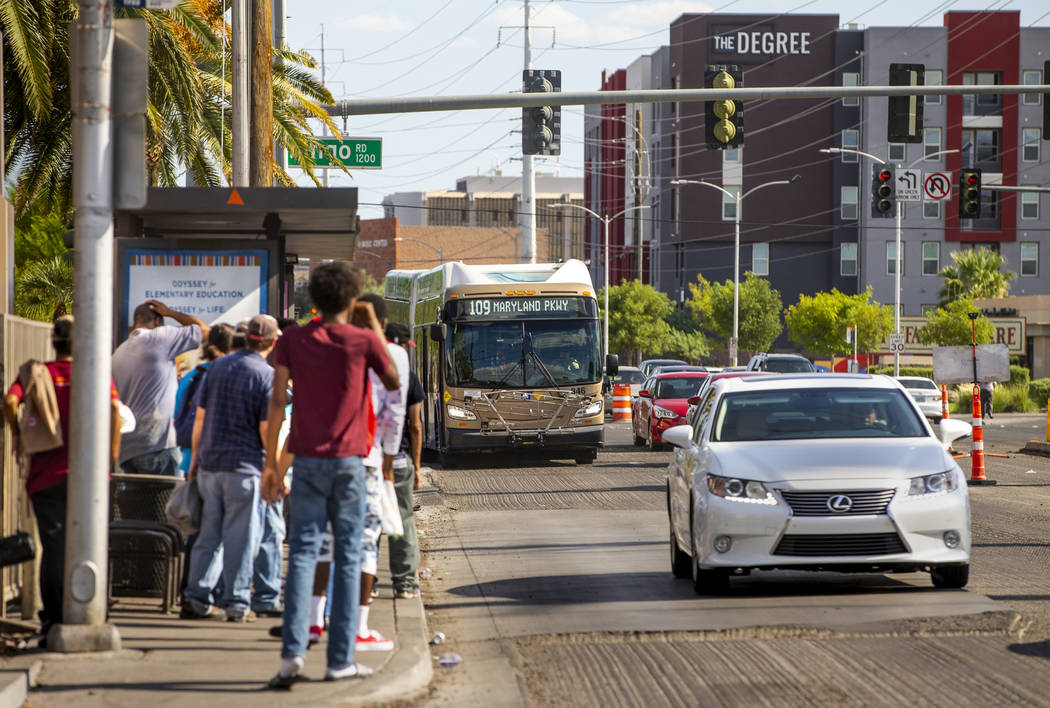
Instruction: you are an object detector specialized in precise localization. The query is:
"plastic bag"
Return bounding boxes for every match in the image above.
[379,479,404,538]
[165,477,202,534]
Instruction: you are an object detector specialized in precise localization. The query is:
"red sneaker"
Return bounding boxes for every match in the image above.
[355,630,393,651]
[308,625,323,647]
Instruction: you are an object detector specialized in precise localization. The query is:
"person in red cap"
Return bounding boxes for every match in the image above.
[181,314,279,622]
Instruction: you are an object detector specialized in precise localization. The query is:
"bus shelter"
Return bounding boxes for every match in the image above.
[114,186,358,339]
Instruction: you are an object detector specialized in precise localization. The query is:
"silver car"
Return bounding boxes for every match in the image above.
[895,376,944,420]
[664,374,973,595]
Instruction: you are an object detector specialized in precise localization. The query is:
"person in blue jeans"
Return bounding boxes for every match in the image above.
[182,315,278,621]
[262,262,398,688]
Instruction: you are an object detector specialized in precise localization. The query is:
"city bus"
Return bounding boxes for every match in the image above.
[384,259,616,463]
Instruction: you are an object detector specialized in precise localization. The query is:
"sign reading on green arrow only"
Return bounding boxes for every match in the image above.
[289,138,382,169]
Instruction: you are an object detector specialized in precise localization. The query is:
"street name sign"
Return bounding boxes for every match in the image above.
[289,138,382,169]
[896,169,923,202]
[116,0,179,8]
[924,172,951,201]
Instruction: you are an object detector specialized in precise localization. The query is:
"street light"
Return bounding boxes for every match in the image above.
[819,146,959,376]
[394,237,443,266]
[549,202,650,358]
[671,175,801,366]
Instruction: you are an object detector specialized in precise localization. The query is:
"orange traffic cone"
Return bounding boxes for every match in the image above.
[968,385,996,486]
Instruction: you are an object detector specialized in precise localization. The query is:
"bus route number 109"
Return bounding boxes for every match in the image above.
[468,299,492,317]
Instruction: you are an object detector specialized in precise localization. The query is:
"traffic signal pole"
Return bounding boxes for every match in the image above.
[894,195,902,377]
[55,0,121,652]
[520,0,536,264]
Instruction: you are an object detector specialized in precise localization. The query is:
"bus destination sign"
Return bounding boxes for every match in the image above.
[449,296,596,320]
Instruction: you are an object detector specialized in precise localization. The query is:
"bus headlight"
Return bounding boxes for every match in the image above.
[446,404,477,421]
[574,401,603,418]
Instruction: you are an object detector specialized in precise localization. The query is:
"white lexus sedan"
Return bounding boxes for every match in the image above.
[664,374,973,595]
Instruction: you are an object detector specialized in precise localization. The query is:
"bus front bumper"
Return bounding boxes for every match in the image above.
[447,424,604,452]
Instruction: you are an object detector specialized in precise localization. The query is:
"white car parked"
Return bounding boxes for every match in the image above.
[895,376,944,421]
[664,374,973,595]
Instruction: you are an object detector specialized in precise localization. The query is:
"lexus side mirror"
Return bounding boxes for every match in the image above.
[687,395,702,406]
[638,389,651,398]
[429,323,447,342]
[606,353,619,377]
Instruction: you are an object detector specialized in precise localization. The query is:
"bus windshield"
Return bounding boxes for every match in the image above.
[449,319,602,388]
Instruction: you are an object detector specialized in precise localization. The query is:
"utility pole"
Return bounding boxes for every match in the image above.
[55,0,120,652]
[250,0,273,186]
[520,0,536,263]
[321,26,329,189]
[273,0,287,170]
[232,0,249,185]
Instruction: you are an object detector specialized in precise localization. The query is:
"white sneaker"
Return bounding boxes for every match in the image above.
[267,656,305,689]
[324,663,374,681]
[355,629,394,651]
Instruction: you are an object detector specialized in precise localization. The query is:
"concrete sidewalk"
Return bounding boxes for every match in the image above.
[0,568,432,707]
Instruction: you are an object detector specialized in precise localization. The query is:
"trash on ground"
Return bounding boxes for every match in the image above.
[418,567,433,580]
[431,631,446,645]
[436,652,461,668]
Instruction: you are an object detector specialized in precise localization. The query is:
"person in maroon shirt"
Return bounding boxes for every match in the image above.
[3,316,121,644]
[261,262,399,688]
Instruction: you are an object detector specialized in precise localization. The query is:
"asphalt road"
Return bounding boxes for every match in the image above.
[412,414,1050,707]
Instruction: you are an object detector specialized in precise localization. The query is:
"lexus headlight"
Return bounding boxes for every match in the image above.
[908,470,958,496]
[706,474,777,505]
[446,404,477,421]
[652,406,678,419]
[574,401,603,418]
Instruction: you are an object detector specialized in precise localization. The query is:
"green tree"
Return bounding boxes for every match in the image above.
[3,0,338,219]
[15,256,73,321]
[916,298,995,346]
[784,287,892,357]
[938,248,1015,306]
[599,279,673,365]
[14,212,66,265]
[687,271,782,356]
[660,328,709,363]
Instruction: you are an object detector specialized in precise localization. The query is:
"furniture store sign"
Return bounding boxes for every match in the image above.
[712,25,812,56]
[877,316,1026,355]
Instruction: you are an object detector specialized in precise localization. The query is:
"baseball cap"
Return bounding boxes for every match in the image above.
[246,314,280,342]
[385,322,415,347]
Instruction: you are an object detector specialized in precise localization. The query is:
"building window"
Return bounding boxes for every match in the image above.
[840,242,857,276]
[841,130,859,161]
[921,304,938,315]
[962,128,1000,165]
[1023,70,1043,105]
[922,242,940,275]
[1022,192,1039,220]
[724,148,740,163]
[923,200,940,219]
[841,186,858,220]
[752,242,769,276]
[888,143,906,162]
[670,133,677,172]
[924,127,942,160]
[842,72,860,106]
[671,187,678,230]
[1023,128,1040,162]
[1021,243,1039,276]
[886,241,902,276]
[924,69,943,104]
[722,187,739,221]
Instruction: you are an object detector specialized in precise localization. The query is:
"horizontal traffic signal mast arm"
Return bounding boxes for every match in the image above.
[326,84,1048,116]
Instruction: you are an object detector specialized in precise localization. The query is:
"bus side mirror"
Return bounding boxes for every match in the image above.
[429,323,446,342]
[606,354,619,377]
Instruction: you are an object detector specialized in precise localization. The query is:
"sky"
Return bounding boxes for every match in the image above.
[281,0,1048,220]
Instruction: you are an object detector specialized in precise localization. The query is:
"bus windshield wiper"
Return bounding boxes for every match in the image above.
[526,334,559,388]
[495,359,522,388]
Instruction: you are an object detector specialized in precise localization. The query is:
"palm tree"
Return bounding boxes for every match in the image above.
[15,256,74,321]
[3,0,339,219]
[938,248,1015,306]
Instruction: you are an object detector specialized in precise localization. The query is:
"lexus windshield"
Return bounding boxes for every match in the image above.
[448,320,602,388]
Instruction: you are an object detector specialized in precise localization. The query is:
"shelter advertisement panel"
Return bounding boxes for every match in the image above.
[118,245,270,335]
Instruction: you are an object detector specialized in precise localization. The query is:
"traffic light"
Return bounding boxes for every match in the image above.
[522,69,560,156]
[871,165,896,219]
[958,169,982,219]
[887,63,925,143]
[704,65,744,150]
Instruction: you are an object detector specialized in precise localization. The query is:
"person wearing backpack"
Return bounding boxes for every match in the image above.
[175,323,236,476]
[3,316,122,646]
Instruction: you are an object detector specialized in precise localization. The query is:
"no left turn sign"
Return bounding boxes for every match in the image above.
[924,172,951,201]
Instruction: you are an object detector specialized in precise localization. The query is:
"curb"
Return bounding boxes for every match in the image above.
[1021,440,1050,456]
[353,593,433,705]
[0,660,41,708]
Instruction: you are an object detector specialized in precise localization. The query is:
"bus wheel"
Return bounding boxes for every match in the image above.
[574,449,597,465]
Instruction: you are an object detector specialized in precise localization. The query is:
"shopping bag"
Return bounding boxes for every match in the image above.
[165,477,202,534]
[379,479,404,538]
[0,532,36,568]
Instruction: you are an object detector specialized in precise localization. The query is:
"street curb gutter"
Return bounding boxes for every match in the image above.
[1021,440,1050,456]
[0,660,41,708]
[348,593,433,705]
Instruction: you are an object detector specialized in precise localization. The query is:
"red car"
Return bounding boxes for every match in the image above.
[632,372,708,449]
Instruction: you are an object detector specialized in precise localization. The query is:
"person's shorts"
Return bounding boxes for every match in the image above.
[361,467,383,576]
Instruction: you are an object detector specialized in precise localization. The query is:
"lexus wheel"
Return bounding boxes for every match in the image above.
[670,526,691,579]
[931,563,969,589]
[691,535,729,596]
